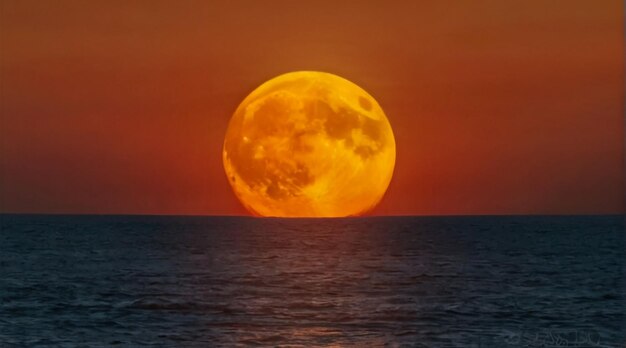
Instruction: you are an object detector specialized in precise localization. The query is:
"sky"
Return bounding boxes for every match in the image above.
[1,0,624,216]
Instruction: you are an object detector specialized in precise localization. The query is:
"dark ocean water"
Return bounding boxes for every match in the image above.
[0,215,624,347]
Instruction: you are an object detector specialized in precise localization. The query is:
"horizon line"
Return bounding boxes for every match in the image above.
[0,212,623,219]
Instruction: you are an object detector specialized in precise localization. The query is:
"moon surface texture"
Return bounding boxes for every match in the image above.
[223,71,395,217]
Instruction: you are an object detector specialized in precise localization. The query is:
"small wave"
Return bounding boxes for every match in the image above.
[240,334,286,345]
[125,298,236,314]
[286,301,337,311]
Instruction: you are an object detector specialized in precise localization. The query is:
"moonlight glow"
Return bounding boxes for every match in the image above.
[223,71,395,217]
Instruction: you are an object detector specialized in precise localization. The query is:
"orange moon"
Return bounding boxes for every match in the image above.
[223,71,395,217]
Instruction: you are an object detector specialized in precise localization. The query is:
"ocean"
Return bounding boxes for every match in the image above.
[0,215,624,347]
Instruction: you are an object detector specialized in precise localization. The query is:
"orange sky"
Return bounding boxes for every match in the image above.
[1,1,624,215]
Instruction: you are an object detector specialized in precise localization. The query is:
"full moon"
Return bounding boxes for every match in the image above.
[223,71,395,217]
